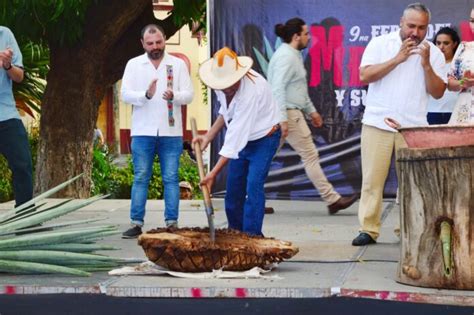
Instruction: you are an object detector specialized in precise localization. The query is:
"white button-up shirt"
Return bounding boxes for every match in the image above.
[215,70,280,159]
[361,31,446,131]
[121,52,194,136]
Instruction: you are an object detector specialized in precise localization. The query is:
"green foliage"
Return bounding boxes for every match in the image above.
[0,0,93,45]
[90,146,117,197]
[0,157,13,203]
[13,41,50,116]
[179,153,202,199]
[171,0,206,34]
[1,0,205,46]
[90,148,202,200]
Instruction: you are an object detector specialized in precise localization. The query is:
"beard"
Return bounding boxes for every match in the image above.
[147,48,164,60]
[297,41,308,51]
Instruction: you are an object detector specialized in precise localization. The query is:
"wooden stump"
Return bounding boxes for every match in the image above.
[397,146,474,289]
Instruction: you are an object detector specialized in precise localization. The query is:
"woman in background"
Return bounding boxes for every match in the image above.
[426,27,460,124]
[448,8,474,124]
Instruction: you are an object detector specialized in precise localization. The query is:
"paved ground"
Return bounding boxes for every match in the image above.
[0,198,473,306]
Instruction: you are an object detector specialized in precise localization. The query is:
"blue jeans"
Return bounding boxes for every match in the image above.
[225,129,281,236]
[0,119,33,207]
[130,136,182,226]
[427,112,451,125]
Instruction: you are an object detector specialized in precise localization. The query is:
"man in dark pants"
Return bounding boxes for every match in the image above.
[0,26,32,208]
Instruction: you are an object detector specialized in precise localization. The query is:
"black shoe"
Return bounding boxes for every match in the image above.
[264,207,275,214]
[352,232,376,246]
[328,194,358,215]
[122,225,142,239]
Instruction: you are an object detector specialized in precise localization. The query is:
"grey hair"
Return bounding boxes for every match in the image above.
[403,2,431,21]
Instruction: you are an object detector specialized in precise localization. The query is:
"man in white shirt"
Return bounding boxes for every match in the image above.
[121,24,194,238]
[353,3,446,246]
[193,47,281,236]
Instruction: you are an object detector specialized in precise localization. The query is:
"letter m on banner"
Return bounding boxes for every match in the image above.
[309,25,344,87]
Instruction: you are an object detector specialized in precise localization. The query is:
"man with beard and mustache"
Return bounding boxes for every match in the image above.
[120,24,194,238]
[352,3,446,246]
[267,17,358,216]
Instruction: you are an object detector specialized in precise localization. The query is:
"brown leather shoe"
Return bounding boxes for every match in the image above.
[264,207,275,214]
[328,194,358,215]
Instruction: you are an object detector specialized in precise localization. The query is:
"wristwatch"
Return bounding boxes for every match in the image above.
[145,91,151,100]
[3,63,12,70]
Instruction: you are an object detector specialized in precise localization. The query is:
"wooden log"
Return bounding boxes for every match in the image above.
[397,146,474,289]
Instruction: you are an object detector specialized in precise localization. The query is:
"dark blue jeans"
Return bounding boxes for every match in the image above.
[427,112,451,125]
[0,119,33,207]
[130,136,183,226]
[225,129,281,236]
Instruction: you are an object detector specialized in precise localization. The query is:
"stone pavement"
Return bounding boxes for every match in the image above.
[0,198,473,306]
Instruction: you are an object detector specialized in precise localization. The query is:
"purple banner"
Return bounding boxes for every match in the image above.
[209,0,474,200]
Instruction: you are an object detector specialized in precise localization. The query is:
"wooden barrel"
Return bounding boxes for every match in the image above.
[397,146,474,289]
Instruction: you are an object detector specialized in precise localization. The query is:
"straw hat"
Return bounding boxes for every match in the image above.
[199,47,253,90]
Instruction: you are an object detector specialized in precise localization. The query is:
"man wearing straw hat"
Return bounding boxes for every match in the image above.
[193,47,281,236]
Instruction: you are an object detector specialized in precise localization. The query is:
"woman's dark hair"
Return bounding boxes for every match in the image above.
[274,17,305,43]
[433,27,460,48]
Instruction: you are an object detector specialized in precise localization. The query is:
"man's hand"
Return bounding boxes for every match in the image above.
[146,78,158,99]
[0,48,13,69]
[462,70,474,89]
[280,121,289,138]
[162,89,174,101]
[192,134,211,151]
[309,112,323,128]
[394,37,418,64]
[200,173,215,192]
[417,42,431,69]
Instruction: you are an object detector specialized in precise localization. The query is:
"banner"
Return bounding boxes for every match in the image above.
[209,0,474,200]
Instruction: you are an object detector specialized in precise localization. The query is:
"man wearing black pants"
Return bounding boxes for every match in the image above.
[0,26,32,207]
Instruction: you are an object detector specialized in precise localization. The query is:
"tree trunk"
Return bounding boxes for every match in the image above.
[34,0,181,197]
[397,146,474,290]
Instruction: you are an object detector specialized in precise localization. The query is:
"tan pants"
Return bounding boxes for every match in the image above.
[285,109,340,204]
[358,124,406,239]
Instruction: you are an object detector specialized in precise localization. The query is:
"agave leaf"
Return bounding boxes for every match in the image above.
[14,174,83,213]
[29,243,119,253]
[1,199,73,225]
[263,36,274,60]
[0,225,117,250]
[0,202,47,225]
[0,216,106,237]
[0,250,123,264]
[0,195,107,233]
[252,47,269,77]
[0,259,90,277]
[71,230,120,244]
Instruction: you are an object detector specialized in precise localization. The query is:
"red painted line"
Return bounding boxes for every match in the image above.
[191,288,202,298]
[235,288,247,298]
[4,286,16,295]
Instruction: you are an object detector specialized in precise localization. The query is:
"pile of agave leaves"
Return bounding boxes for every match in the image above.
[0,174,134,277]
